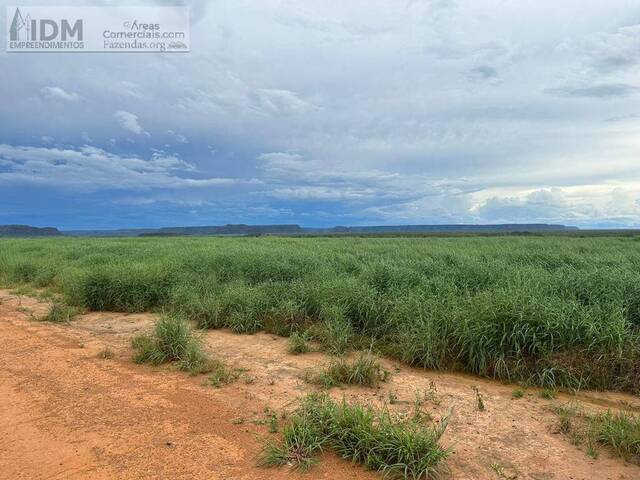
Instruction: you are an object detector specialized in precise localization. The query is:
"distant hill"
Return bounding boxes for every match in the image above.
[67,224,305,237]
[149,224,305,236]
[322,224,579,234]
[63,223,579,237]
[0,225,62,237]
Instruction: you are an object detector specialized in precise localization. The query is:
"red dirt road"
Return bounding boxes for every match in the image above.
[0,292,374,480]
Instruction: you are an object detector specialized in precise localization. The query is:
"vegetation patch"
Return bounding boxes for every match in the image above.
[315,309,353,355]
[539,388,557,400]
[132,313,214,375]
[11,285,55,302]
[207,359,240,387]
[41,302,80,323]
[288,331,312,355]
[511,388,525,399]
[554,402,640,463]
[96,347,115,359]
[306,353,389,388]
[66,266,175,313]
[252,406,280,432]
[259,393,450,478]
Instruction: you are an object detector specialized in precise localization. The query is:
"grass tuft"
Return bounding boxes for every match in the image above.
[539,388,557,400]
[260,393,450,478]
[96,347,115,359]
[307,353,389,388]
[132,313,212,375]
[511,388,525,399]
[259,410,324,470]
[554,402,640,463]
[207,359,239,387]
[288,331,311,355]
[554,402,579,436]
[592,411,640,462]
[41,302,79,323]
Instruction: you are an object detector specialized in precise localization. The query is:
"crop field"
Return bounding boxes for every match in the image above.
[1,235,640,393]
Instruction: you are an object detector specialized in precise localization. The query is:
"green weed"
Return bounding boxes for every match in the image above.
[260,393,450,478]
[592,411,640,462]
[207,360,239,387]
[539,389,557,400]
[288,331,311,355]
[511,388,525,399]
[307,353,389,388]
[554,402,640,463]
[42,302,79,323]
[132,313,211,375]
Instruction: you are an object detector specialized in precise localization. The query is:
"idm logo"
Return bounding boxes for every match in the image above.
[9,7,83,42]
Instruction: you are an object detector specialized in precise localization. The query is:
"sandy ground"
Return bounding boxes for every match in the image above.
[1,289,639,480]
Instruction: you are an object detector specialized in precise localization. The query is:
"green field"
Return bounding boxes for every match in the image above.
[1,235,639,392]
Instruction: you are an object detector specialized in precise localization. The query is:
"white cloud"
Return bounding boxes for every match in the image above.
[149,151,196,172]
[254,147,640,226]
[472,187,640,227]
[558,24,640,75]
[251,89,317,116]
[257,152,306,175]
[41,86,81,102]
[167,130,189,144]
[0,144,245,192]
[257,151,463,207]
[114,111,147,135]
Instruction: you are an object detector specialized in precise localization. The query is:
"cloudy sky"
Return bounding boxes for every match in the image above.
[1,0,639,229]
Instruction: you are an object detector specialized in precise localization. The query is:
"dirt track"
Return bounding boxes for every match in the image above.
[1,289,639,479]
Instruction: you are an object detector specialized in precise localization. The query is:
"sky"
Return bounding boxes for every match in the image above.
[0,0,639,229]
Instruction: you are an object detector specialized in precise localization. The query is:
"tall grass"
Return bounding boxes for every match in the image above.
[1,235,639,392]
